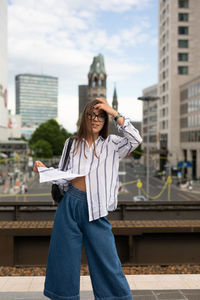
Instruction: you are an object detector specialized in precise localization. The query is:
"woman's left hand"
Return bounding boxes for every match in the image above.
[94,98,118,118]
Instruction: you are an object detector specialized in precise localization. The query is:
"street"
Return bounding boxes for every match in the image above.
[118,159,200,202]
[0,159,199,203]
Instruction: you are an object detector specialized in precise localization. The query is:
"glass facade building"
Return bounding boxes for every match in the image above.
[15,74,58,127]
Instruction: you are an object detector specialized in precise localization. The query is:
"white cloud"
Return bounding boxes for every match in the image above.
[58,95,78,133]
[7,0,156,132]
[94,0,151,13]
[107,58,150,81]
[119,97,143,121]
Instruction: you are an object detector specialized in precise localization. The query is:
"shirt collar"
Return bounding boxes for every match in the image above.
[82,135,105,143]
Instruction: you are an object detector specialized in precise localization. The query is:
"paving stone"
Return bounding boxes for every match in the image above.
[131,290,155,296]
[0,292,46,300]
[131,296,156,300]
[154,290,185,299]
[1,290,200,300]
[181,289,200,295]
[0,292,94,300]
[185,295,200,300]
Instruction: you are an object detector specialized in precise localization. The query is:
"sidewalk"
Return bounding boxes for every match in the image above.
[0,275,200,299]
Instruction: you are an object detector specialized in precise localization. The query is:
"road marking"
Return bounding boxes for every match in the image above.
[0,193,51,198]
[185,192,200,201]
[178,192,192,201]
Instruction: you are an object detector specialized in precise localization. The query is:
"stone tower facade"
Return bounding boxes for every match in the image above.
[87,53,107,102]
[112,85,118,111]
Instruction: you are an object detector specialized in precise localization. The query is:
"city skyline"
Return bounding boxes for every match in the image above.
[7,0,158,133]
[8,0,158,131]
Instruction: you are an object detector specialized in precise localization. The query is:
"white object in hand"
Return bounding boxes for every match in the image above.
[38,167,87,183]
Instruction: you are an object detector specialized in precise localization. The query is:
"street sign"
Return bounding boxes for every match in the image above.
[178,161,192,168]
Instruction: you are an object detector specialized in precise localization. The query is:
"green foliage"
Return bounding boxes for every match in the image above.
[20,135,28,142]
[29,119,72,157]
[131,144,143,160]
[32,140,53,158]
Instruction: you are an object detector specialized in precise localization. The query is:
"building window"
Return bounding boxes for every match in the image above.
[178,13,189,21]
[162,34,166,43]
[162,59,166,68]
[178,39,189,48]
[180,117,187,128]
[188,82,200,98]
[178,0,189,8]
[178,26,189,35]
[162,95,166,104]
[162,108,166,117]
[162,83,166,92]
[180,103,188,114]
[162,9,166,18]
[180,89,188,101]
[162,71,166,79]
[178,53,188,61]
[178,66,188,74]
[162,120,166,129]
[162,46,166,56]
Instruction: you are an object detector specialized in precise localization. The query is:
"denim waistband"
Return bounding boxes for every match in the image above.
[67,183,87,201]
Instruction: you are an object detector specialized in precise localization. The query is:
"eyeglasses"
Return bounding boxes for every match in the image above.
[87,112,107,122]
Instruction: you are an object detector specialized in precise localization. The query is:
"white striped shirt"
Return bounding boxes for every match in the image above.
[55,117,142,222]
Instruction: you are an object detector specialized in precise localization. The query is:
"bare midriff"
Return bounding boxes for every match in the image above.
[70,176,86,192]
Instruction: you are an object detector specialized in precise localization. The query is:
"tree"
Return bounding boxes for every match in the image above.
[29,119,72,157]
[32,140,53,158]
[131,144,143,160]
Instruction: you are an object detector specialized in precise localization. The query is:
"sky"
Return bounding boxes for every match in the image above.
[7,0,158,133]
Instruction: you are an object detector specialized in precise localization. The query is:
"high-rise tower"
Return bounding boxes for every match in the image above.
[15,74,58,127]
[158,0,200,167]
[142,0,200,177]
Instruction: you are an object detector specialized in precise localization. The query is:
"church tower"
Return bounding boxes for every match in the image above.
[88,54,107,102]
[112,84,118,111]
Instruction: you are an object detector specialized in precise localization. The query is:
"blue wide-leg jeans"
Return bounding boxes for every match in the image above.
[44,184,133,300]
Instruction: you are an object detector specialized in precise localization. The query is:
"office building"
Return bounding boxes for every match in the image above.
[180,75,200,178]
[0,0,8,141]
[143,0,200,177]
[78,85,88,116]
[142,84,159,170]
[15,74,58,127]
[158,0,200,169]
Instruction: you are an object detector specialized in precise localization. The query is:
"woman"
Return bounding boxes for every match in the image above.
[34,98,142,300]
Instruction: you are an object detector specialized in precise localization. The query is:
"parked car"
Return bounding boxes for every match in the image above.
[133,195,147,201]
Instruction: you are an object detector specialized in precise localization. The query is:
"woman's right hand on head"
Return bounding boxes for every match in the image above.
[33,161,46,173]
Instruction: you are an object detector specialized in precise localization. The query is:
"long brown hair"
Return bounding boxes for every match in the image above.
[74,99,109,158]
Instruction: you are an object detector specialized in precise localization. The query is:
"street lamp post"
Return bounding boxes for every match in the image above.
[137,96,160,200]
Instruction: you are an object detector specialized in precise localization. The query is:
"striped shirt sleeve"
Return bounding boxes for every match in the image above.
[111,116,143,159]
[52,138,70,190]
[58,138,70,170]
